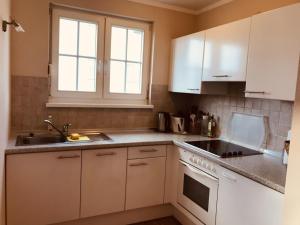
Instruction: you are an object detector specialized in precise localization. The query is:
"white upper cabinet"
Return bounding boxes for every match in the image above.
[202,18,251,82]
[246,3,300,101]
[169,31,205,94]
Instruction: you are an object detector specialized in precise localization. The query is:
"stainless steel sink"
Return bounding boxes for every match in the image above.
[15,132,111,146]
[80,132,111,142]
[16,134,65,146]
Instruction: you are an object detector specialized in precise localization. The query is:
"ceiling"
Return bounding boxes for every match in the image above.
[128,0,234,14]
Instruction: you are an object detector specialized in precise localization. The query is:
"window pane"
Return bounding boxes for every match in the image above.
[110,60,125,93]
[59,18,78,55]
[111,27,126,60]
[126,62,142,94]
[127,29,144,62]
[58,56,77,91]
[78,58,97,92]
[79,21,97,57]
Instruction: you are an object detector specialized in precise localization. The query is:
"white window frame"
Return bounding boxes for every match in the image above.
[49,8,152,108]
[51,8,105,99]
[104,18,151,100]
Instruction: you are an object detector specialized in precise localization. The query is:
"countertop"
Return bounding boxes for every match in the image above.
[6,131,287,194]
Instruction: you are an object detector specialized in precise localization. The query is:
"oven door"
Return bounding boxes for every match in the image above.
[177,160,218,225]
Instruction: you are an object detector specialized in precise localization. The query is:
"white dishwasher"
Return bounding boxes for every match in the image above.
[217,166,284,225]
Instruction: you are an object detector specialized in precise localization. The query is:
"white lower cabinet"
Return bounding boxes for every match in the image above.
[81,148,127,218]
[217,167,284,225]
[126,157,166,210]
[6,151,81,225]
[6,146,168,225]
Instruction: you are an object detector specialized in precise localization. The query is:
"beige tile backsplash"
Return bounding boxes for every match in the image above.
[12,76,294,152]
[191,95,294,152]
[11,76,189,132]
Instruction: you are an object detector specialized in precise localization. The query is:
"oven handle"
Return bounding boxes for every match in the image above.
[179,160,218,182]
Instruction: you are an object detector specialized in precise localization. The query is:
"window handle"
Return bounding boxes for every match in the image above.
[103,59,109,76]
[97,60,102,73]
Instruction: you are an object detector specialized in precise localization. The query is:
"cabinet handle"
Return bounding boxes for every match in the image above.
[129,162,148,167]
[57,155,80,159]
[96,152,116,157]
[212,75,232,78]
[187,89,200,91]
[222,172,237,182]
[140,149,158,153]
[244,91,266,94]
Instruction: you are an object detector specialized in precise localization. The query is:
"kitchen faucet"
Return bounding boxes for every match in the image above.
[43,120,71,141]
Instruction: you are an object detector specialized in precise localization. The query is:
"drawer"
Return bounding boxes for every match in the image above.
[128,145,167,159]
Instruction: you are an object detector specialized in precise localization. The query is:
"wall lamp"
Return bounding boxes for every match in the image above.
[2,20,25,32]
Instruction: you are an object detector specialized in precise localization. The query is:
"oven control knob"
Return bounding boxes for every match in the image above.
[212,167,216,173]
[189,156,194,162]
[206,164,211,170]
[197,158,202,165]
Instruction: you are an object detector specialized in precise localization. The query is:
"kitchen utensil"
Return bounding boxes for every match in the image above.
[171,116,185,133]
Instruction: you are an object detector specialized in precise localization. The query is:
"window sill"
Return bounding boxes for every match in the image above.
[46,98,154,109]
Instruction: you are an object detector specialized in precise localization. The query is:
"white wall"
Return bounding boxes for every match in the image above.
[11,0,196,85]
[0,0,11,223]
[284,61,300,225]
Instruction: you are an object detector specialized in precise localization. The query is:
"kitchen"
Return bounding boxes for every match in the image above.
[1,0,300,225]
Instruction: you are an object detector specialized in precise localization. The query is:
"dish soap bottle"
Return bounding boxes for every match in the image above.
[207,115,217,138]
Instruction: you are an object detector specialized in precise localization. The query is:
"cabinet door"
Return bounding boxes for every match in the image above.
[126,157,166,210]
[246,4,300,101]
[6,151,81,225]
[81,148,127,218]
[169,31,205,94]
[202,18,251,82]
[217,167,284,225]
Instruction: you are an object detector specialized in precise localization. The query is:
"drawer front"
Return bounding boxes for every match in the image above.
[128,145,167,159]
[81,148,127,218]
[126,157,166,210]
[7,151,81,225]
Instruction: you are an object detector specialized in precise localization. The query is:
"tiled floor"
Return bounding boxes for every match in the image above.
[130,217,182,225]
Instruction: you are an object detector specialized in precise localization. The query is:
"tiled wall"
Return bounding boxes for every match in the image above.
[192,95,294,152]
[11,75,189,132]
[12,75,294,152]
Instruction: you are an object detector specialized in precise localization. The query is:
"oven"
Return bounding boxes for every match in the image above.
[177,158,219,225]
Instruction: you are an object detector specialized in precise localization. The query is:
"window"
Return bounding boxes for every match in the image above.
[104,18,151,100]
[58,18,98,92]
[109,26,144,94]
[50,8,152,107]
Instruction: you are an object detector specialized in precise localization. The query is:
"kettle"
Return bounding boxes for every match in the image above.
[157,112,170,132]
[171,116,185,133]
